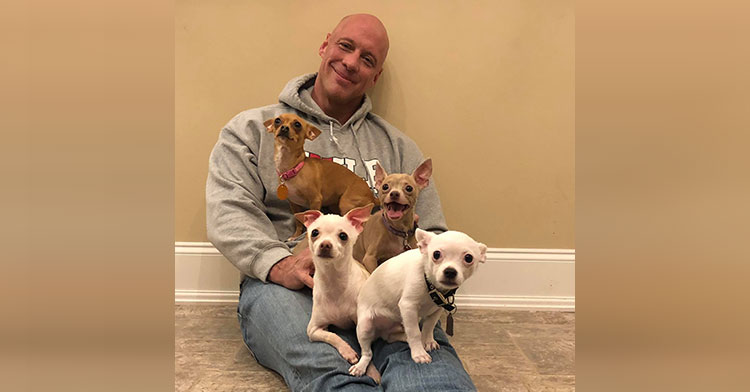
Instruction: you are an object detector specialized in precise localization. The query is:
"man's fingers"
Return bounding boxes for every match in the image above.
[300,271,314,289]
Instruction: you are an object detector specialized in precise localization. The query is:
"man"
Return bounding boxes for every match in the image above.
[206,14,476,391]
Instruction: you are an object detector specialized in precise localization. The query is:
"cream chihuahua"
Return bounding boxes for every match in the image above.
[295,204,381,382]
[349,229,486,376]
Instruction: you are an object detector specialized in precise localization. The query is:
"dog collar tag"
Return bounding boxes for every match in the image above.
[446,313,454,336]
[277,183,288,200]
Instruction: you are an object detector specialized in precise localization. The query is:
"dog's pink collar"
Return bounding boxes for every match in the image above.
[278,161,305,181]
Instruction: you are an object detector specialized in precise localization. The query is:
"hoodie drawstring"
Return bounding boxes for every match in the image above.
[329,120,342,151]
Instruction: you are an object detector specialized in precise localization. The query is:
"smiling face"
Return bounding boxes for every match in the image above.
[378,174,419,221]
[314,14,389,108]
[416,229,487,292]
[374,159,432,223]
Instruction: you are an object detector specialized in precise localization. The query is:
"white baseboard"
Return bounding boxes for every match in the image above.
[175,289,240,303]
[175,242,575,311]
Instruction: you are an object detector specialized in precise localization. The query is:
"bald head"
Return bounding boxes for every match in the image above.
[312,14,390,124]
[331,14,390,66]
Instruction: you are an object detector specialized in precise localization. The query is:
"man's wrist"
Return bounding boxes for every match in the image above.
[268,255,291,283]
[256,247,294,283]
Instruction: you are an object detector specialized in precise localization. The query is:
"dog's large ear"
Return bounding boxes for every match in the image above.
[305,124,322,141]
[344,203,373,232]
[374,162,388,188]
[476,242,488,263]
[295,210,323,228]
[412,158,432,189]
[263,118,275,133]
[415,228,436,254]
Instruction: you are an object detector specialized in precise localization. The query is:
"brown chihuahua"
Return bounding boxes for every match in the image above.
[265,113,378,239]
[352,159,432,273]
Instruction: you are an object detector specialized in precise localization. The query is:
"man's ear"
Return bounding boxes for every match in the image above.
[373,67,384,85]
[319,33,331,57]
[415,229,436,254]
[306,124,322,141]
[412,158,432,189]
[374,162,387,188]
[344,203,373,233]
[295,210,323,228]
[263,118,275,133]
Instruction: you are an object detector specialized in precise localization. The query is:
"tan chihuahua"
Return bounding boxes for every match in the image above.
[265,113,378,239]
[352,159,432,273]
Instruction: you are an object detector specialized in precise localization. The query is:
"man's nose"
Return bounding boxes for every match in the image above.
[341,52,359,71]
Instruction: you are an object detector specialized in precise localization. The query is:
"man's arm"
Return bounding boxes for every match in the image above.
[206,120,312,288]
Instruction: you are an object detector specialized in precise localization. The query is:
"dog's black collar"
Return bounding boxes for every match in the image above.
[424,274,457,313]
[381,214,417,250]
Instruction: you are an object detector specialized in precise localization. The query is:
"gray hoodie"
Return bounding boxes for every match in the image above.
[206,73,447,282]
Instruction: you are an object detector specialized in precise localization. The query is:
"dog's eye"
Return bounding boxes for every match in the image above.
[293,121,302,129]
[311,229,319,238]
[405,185,414,192]
[433,250,441,260]
[274,118,281,125]
[382,184,389,191]
[464,254,474,264]
[339,232,348,241]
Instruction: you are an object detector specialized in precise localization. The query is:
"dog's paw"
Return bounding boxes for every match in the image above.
[338,346,359,364]
[423,339,440,352]
[349,361,367,377]
[411,349,432,364]
[366,363,381,384]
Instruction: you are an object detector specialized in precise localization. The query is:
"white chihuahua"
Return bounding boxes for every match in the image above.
[349,229,486,376]
[295,204,381,382]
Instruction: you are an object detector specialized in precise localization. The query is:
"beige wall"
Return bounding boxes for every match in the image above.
[176,0,574,249]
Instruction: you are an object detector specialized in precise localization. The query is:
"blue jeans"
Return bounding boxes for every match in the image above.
[237,276,476,391]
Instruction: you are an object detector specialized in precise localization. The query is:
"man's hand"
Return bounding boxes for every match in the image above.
[268,248,315,290]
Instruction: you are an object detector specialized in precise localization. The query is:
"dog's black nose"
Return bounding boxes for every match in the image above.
[317,241,333,258]
[390,191,400,199]
[444,267,457,279]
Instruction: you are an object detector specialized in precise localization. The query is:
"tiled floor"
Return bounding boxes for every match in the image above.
[175,304,575,391]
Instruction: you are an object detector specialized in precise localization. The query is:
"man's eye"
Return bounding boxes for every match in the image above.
[363,57,375,67]
[339,42,352,50]
[274,118,281,125]
[311,229,319,237]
